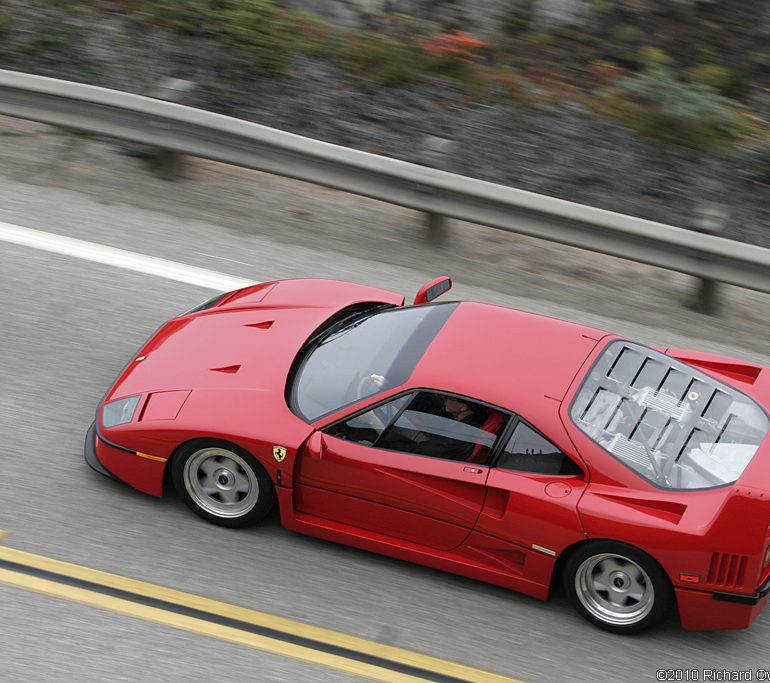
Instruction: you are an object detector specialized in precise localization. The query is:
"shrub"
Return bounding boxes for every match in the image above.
[139,0,212,35]
[141,0,289,76]
[284,10,335,58]
[609,65,746,149]
[687,63,739,96]
[607,24,644,66]
[215,0,289,76]
[589,59,625,85]
[419,30,488,78]
[638,46,671,70]
[19,19,79,56]
[589,0,614,19]
[420,30,488,62]
[333,32,425,86]
[499,1,532,38]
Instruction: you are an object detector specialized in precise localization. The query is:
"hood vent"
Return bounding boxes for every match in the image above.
[244,320,274,330]
[210,364,241,374]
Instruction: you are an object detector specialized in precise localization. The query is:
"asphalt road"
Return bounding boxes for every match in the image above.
[2,173,770,681]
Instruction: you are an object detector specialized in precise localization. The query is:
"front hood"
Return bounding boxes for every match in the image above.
[104,279,405,402]
[106,307,323,399]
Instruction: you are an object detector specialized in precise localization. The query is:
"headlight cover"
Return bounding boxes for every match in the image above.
[102,395,141,428]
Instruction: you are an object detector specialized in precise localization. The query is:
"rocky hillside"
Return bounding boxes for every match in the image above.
[0,0,768,244]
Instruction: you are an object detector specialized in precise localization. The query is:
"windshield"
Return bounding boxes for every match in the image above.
[290,303,458,422]
[570,341,769,490]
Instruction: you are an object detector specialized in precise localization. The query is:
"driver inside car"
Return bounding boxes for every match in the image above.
[413,395,489,459]
[377,394,492,461]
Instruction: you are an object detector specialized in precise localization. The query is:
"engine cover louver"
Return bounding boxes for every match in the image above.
[707,552,747,588]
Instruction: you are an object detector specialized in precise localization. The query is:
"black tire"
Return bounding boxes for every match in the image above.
[171,440,275,529]
[562,540,673,634]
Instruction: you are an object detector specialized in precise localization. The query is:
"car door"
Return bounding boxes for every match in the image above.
[473,418,588,563]
[294,391,508,551]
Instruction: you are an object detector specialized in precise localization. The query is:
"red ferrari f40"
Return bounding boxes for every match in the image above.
[86,277,770,633]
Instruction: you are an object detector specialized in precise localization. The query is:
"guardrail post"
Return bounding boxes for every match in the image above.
[420,136,456,245]
[692,202,729,315]
[147,78,196,180]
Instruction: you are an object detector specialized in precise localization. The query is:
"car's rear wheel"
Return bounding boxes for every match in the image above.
[563,541,673,634]
[172,441,274,528]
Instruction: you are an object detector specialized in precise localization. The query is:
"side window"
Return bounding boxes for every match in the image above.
[378,392,507,463]
[325,394,411,446]
[498,422,582,475]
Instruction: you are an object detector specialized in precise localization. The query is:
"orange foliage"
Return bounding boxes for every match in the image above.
[419,30,488,63]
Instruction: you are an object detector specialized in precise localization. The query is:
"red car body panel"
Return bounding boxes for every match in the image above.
[408,303,606,421]
[296,433,490,550]
[88,278,770,631]
[676,587,768,630]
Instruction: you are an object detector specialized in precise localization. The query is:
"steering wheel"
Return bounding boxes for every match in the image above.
[356,373,386,400]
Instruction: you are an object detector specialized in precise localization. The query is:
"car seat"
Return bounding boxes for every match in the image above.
[467,410,506,463]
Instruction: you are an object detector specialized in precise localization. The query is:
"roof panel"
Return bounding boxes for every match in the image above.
[409,302,605,412]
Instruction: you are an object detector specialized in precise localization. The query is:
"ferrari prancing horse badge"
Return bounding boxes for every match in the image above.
[273,446,287,462]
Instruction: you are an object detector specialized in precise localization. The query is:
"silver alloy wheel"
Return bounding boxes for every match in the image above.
[182,447,259,518]
[574,552,655,626]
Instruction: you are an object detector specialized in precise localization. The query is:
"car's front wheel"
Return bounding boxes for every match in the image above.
[563,541,673,634]
[172,441,274,528]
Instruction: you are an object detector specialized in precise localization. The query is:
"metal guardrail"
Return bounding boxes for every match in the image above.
[1,68,769,306]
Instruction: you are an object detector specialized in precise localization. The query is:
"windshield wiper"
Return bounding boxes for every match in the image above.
[302,304,391,353]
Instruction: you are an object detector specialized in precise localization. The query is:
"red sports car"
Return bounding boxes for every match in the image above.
[85,277,770,634]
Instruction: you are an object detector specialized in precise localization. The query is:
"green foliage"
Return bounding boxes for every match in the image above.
[19,17,78,55]
[687,63,738,96]
[499,1,532,38]
[612,65,746,149]
[747,50,770,71]
[638,47,671,70]
[608,24,643,65]
[589,0,614,18]
[283,10,337,59]
[139,0,211,35]
[141,0,289,76]
[521,31,553,48]
[333,32,425,86]
[215,0,289,76]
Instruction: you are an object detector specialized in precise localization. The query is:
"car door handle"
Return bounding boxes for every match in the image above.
[463,466,483,474]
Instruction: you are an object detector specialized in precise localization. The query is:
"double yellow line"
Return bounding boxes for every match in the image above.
[0,539,524,683]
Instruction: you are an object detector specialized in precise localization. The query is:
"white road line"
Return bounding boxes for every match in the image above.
[196,252,260,268]
[0,221,256,291]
